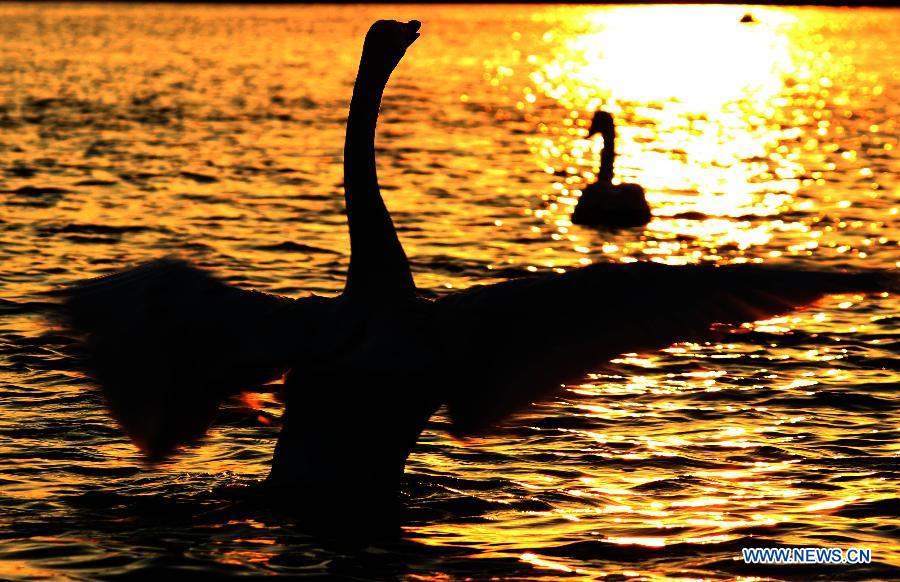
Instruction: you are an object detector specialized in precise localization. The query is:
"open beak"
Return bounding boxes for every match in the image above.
[403,20,421,47]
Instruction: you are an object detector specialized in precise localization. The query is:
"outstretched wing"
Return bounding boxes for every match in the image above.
[433,262,892,436]
[60,258,300,460]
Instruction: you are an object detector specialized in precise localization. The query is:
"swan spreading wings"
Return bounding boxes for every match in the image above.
[60,20,893,527]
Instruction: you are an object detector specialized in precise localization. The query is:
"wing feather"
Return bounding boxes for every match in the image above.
[60,258,298,460]
[433,262,893,435]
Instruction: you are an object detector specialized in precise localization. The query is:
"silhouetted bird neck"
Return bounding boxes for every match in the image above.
[589,112,616,183]
[342,21,420,304]
[343,64,389,252]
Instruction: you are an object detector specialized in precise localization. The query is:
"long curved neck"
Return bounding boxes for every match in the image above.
[598,125,616,183]
[342,62,415,302]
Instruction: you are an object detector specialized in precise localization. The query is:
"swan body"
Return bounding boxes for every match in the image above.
[59,20,894,533]
[572,180,650,227]
[571,111,651,227]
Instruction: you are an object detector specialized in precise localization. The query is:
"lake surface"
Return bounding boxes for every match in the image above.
[0,3,897,580]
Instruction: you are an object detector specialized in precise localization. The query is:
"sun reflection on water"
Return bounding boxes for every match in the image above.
[488,5,899,271]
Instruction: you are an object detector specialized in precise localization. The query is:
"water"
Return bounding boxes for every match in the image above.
[0,3,897,580]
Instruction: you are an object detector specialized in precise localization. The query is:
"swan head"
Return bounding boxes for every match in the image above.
[361,20,421,78]
[588,110,615,137]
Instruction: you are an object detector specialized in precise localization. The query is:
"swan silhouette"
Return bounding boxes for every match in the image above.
[61,20,893,532]
[571,111,652,227]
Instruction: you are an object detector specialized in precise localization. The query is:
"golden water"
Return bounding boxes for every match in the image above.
[0,4,897,580]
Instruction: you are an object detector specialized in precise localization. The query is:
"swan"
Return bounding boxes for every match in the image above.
[59,20,893,534]
[571,110,652,227]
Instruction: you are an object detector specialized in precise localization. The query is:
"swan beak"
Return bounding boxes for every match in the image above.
[403,20,421,46]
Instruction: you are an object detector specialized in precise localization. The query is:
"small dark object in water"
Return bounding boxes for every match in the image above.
[9,185,71,196]
[6,165,37,178]
[740,13,756,24]
[180,171,218,183]
[670,211,710,220]
[74,179,118,187]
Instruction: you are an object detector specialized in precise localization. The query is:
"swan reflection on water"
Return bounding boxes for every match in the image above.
[57,19,894,537]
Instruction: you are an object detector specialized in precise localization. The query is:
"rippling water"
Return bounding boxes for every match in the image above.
[0,4,897,580]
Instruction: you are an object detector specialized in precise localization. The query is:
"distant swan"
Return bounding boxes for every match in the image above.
[59,20,893,535]
[571,110,652,227]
